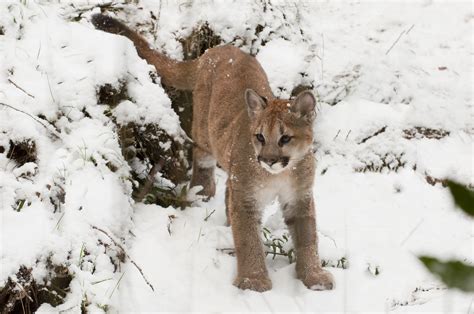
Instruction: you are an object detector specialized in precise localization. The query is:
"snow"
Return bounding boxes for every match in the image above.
[257,38,309,98]
[1,0,472,313]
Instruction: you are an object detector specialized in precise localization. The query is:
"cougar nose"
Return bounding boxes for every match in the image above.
[258,156,278,166]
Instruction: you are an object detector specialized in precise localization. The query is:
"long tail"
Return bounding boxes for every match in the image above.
[91,14,197,90]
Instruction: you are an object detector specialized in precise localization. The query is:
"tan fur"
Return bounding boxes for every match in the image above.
[92,14,334,292]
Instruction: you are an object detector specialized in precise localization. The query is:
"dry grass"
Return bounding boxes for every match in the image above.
[0,265,72,314]
[403,127,450,140]
[355,152,407,173]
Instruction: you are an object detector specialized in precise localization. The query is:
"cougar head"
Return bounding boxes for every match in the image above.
[245,89,316,174]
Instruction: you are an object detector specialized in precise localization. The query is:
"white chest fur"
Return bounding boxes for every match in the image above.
[255,173,296,209]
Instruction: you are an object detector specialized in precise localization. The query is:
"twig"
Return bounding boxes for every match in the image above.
[345,130,351,141]
[265,251,290,257]
[400,218,424,246]
[197,226,202,242]
[217,248,234,252]
[126,71,142,85]
[358,126,386,144]
[8,79,35,98]
[91,277,113,285]
[386,30,405,55]
[54,212,66,231]
[45,73,56,103]
[333,129,341,141]
[204,209,216,221]
[386,24,414,55]
[167,215,176,236]
[216,247,292,257]
[155,0,162,30]
[467,297,474,314]
[92,225,155,292]
[36,41,42,60]
[15,283,34,302]
[0,102,61,140]
[108,271,125,299]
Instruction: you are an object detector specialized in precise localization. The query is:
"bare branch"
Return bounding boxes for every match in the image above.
[204,209,216,221]
[0,102,61,140]
[8,79,35,98]
[92,225,155,292]
[386,25,414,55]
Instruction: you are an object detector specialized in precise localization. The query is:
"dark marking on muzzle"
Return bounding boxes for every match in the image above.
[257,155,290,167]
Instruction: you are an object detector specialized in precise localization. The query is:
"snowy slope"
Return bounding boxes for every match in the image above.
[1,0,472,313]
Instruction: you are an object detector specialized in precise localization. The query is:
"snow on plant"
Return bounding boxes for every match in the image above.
[0,0,180,310]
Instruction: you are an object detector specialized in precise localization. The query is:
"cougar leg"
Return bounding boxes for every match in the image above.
[283,196,334,290]
[190,147,216,200]
[230,188,271,292]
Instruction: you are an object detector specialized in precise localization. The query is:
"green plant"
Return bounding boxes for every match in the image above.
[144,185,191,209]
[262,227,295,264]
[447,180,474,216]
[418,180,474,292]
[15,199,26,212]
[321,256,349,269]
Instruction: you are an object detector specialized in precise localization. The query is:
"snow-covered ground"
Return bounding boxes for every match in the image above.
[1,0,472,312]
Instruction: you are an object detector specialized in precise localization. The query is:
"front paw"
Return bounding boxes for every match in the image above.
[234,275,272,292]
[298,268,334,291]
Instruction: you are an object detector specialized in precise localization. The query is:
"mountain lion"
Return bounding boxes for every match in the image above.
[92,14,334,292]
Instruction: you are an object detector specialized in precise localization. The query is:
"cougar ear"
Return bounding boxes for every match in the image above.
[291,90,316,121]
[245,89,266,119]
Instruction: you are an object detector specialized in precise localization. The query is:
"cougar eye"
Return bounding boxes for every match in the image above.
[279,135,292,146]
[255,133,265,144]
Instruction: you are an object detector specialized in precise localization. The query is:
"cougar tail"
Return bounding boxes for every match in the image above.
[91,14,197,90]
